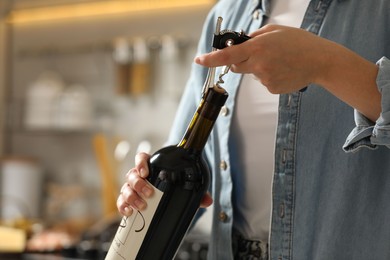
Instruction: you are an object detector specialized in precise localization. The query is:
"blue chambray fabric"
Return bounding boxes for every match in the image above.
[166,0,390,259]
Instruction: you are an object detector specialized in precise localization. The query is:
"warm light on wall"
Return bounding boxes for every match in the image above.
[6,0,215,24]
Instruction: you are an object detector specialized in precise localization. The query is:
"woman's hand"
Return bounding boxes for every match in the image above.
[195,24,381,121]
[196,25,325,93]
[117,152,213,217]
[117,152,153,216]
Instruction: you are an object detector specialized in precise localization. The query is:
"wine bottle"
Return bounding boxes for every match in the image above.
[105,85,228,260]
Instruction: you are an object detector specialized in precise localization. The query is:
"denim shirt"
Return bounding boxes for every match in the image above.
[167,0,390,259]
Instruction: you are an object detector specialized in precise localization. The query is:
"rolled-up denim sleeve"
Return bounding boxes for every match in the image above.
[343,57,390,152]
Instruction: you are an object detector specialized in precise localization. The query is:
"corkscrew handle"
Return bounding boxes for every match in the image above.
[202,17,251,95]
[212,30,251,49]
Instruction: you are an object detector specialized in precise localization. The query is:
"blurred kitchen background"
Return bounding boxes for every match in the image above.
[0,0,216,259]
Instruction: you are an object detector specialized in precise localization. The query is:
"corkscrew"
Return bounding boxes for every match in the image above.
[201,17,251,95]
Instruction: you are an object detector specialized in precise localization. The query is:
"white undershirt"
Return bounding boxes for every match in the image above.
[231,0,310,241]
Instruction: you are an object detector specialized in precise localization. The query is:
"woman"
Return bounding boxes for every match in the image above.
[117,0,390,259]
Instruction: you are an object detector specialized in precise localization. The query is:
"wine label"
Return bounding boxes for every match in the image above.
[105,185,163,260]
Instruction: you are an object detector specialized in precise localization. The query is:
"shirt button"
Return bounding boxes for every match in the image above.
[220,160,228,170]
[282,149,287,164]
[253,9,260,20]
[287,94,292,107]
[220,106,229,116]
[279,203,285,218]
[218,211,228,222]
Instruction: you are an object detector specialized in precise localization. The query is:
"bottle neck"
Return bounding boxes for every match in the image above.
[177,86,228,153]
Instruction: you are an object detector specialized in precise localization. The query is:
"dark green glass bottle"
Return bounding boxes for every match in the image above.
[106,85,228,260]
